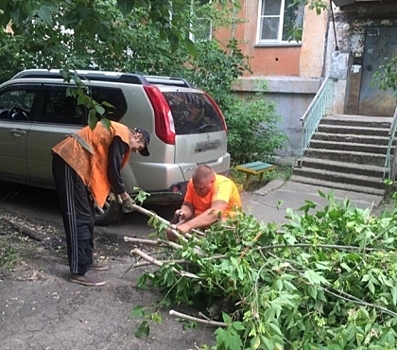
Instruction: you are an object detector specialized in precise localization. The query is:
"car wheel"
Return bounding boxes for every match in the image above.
[94,198,124,226]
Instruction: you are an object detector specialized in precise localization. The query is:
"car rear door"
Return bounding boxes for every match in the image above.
[26,84,84,186]
[0,84,39,181]
[162,90,229,173]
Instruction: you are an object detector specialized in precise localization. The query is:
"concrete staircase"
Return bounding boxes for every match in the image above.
[291,114,393,196]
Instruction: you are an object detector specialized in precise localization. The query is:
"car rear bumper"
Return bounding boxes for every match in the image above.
[135,167,230,205]
[132,181,188,205]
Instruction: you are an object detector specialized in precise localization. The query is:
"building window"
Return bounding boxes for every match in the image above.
[189,0,213,42]
[257,0,304,44]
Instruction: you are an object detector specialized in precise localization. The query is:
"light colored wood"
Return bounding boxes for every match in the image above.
[236,162,276,190]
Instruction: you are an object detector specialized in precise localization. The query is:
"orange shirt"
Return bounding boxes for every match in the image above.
[184,174,242,218]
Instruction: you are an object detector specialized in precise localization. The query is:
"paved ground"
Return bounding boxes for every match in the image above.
[241,180,387,225]
[0,179,392,350]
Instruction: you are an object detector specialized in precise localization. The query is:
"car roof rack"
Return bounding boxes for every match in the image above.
[11,69,149,85]
[144,76,191,88]
[11,69,191,88]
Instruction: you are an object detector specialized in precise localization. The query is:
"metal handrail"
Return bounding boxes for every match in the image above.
[297,76,335,166]
[383,106,397,179]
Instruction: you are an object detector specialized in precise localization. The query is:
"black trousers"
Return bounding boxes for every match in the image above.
[52,154,95,275]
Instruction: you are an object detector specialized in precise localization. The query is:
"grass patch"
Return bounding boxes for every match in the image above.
[0,243,22,274]
[230,164,293,191]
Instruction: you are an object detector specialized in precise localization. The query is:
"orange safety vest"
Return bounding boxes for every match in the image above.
[52,122,131,207]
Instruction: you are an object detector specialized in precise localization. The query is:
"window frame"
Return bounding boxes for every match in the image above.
[0,83,40,123]
[189,0,213,43]
[256,0,303,46]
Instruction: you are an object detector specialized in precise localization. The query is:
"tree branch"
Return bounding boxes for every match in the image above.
[169,310,227,328]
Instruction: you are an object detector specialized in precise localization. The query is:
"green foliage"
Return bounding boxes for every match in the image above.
[373,57,397,95]
[0,30,25,83]
[130,306,162,338]
[135,191,397,349]
[223,92,288,165]
[0,246,21,273]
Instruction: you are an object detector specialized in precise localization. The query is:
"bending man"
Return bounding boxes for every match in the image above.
[167,165,242,241]
[52,121,150,286]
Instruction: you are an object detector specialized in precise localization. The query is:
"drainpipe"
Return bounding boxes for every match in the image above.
[330,1,339,51]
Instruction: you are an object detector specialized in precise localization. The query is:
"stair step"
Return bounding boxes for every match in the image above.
[299,158,386,177]
[293,167,385,189]
[309,140,389,154]
[290,175,385,196]
[317,124,390,136]
[312,133,393,145]
[321,115,392,128]
[304,149,386,167]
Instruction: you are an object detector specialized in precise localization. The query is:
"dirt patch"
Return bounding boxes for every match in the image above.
[0,211,215,350]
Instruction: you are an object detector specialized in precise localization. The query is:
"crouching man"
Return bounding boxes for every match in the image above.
[167,165,242,241]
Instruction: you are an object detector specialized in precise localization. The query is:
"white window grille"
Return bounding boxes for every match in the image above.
[189,0,213,42]
[257,0,304,44]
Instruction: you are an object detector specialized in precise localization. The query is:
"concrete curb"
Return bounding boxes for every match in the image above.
[254,179,285,196]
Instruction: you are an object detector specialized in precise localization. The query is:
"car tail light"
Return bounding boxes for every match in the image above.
[203,91,228,133]
[171,185,181,193]
[143,85,175,145]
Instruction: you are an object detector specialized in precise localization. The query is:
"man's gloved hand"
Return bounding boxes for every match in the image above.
[122,196,135,213]
[109,192,123,204]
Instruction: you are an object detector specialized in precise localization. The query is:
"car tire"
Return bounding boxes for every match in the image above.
[95,199,124,226]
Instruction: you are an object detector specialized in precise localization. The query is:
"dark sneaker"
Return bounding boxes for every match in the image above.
[90,262,109,271]
[70,273,106,287]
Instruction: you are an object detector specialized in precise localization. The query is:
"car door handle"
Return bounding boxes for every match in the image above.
[10,129,27,136]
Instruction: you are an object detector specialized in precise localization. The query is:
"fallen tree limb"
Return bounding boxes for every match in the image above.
[124,236,182,250]
[1,216,53,247]
[127,259,189,269]
[131,203,205,241]
[259,243,393,252]
[130,248,201,279]
[169,310,227,328]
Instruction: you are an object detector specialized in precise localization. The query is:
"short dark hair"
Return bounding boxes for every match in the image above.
[192,165,214,184]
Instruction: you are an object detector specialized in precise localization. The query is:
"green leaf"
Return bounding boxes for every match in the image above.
[222,312,232,325]
[367,280,375,294]
[101,100,115,108]
[251,335,261,350]
[307,285,317,299]
[304,270,329,286]
[231,321,245,331]
[37,6,53,24]
[391,286,397,306]
[94,104,105,115]
[361,274,370,282]
[134,320,150,338]
[88,109,98,129]
[130,306,146,318]
[184,38,197,56]
[268,322,283,337]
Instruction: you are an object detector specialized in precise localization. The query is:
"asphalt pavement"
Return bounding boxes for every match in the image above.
[241,180,386,225]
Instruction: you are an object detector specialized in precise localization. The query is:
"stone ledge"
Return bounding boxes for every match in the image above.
[232,76,322,94]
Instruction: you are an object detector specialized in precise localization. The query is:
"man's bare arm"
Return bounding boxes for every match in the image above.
[176,200,227,234]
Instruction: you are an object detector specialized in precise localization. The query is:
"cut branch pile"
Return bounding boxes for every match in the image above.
[124,193,397,350]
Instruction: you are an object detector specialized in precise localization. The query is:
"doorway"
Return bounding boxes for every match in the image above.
[358,26,397,117]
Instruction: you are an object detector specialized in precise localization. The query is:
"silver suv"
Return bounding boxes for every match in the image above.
[0,69,230,225]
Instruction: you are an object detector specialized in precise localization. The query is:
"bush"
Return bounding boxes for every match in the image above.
[224,92,288,165]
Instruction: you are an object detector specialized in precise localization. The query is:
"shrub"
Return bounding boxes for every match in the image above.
[224,92,288,165]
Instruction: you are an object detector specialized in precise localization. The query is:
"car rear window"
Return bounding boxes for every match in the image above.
[163,92,224,134]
